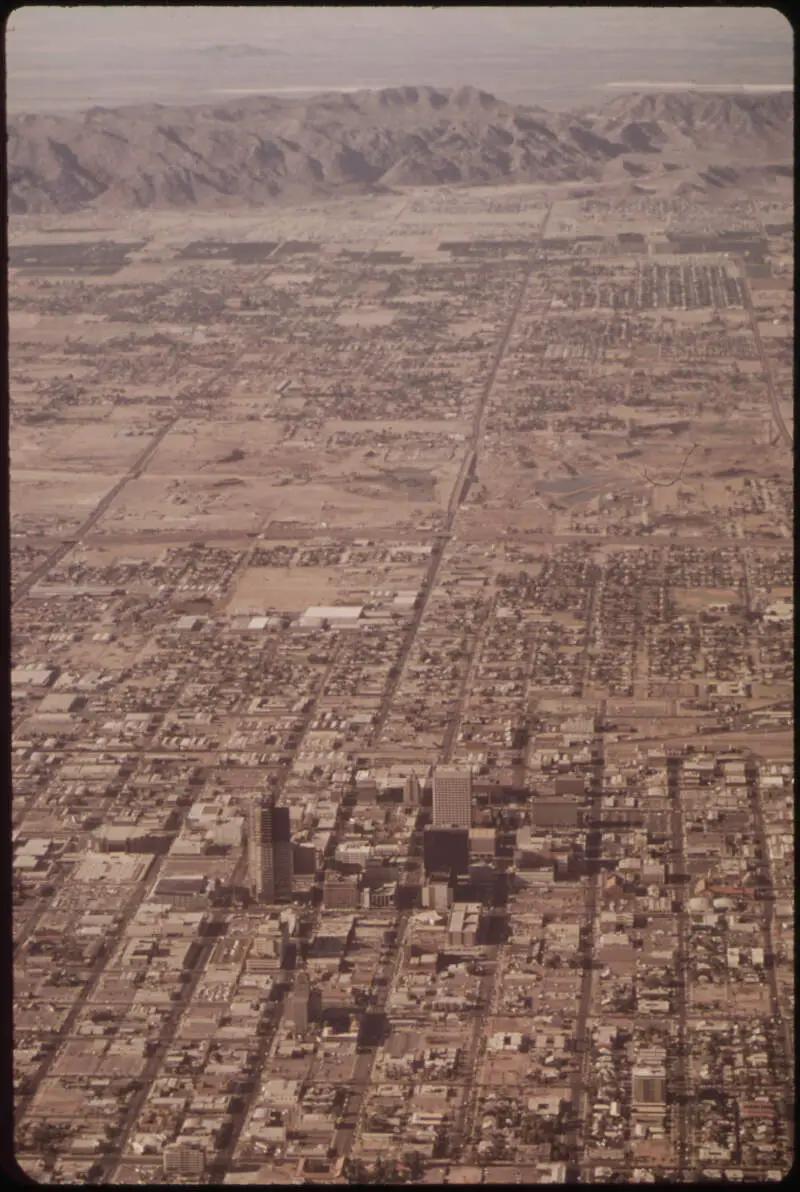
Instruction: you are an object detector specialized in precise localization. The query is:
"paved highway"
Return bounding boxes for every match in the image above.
[565,729,605,1172]
[338,912,410,1157]
[372,210,551,748]
[738,261,793,450]
[745,759,795,1158]
[14,848,176,1128]
[441,589,496,762]
[667,754,690,1181]
[450,950,502,1159]
[95,936,215,1184]
[13,416,179,602]
[45,526,791,552]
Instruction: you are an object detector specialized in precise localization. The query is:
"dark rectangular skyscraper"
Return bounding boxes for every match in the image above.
[248,794,293,902]
[423,826,470,879]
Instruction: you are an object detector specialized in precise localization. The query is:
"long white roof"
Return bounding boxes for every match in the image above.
[302,605,363,619]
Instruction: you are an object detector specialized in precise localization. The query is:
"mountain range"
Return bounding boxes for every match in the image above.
[7,84,793,214]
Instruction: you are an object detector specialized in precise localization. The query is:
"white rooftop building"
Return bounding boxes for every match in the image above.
[298,605,364,630]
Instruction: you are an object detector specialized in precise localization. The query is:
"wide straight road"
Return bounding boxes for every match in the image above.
[564,727,604,1178]
[204,998,284,1181]
[667,753,690,1181]
[372,214,551,748]
[62,526,791,551]
[92,936,215,1185]
[745,758,795,1159]
[448,952,501,1160]
[737,261,793,450]
[14,848,176,1128]
[337,912,411,1157]
[441,589,496,762]
[13,416,178,602]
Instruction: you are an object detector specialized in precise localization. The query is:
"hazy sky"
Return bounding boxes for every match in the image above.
[7,5,793,53]
[5,5,793,112]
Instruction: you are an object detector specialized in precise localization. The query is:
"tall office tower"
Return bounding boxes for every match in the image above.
[423,826,470,879]
[432,765,472,828]
[404,772,421,806]
[248,794,293,902]
[285,969,311,1031]
[272,803,293,900]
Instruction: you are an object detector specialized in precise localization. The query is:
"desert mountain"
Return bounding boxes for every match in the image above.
[7,84,793,214]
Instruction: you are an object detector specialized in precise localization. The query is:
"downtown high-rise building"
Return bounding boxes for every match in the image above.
[432,765,472,828]
[284,968,311,1031]
[247,794,292,902]
[423,825,469,878]
[403,772,421,806]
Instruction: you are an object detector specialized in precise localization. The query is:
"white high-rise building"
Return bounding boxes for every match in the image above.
[432,766,472,828]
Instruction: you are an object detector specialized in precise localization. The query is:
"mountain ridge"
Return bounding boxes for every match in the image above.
[7,85,793,214]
